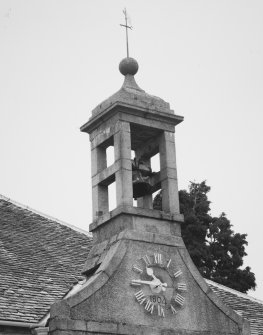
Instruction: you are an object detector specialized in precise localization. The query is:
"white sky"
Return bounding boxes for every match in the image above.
[1,0,263,300]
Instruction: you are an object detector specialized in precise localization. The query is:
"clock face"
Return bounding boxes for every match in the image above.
[131,252,187,318]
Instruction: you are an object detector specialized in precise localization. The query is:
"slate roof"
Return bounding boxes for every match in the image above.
[207,279,263,335]
[0,195,92,324]
[0,195,263,333]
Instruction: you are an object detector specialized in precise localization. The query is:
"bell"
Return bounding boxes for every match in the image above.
[132,171,152,199]
[132,158,152,199]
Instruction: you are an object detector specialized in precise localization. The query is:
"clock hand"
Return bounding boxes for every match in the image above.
[146,267,158,280]
[146,266,165,282]
[132,279,160,286]
[136,268,168,292]
[146,267,167,286]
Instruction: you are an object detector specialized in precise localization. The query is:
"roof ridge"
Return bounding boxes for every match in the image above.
[205,279,263,305]
[0,193,92,237]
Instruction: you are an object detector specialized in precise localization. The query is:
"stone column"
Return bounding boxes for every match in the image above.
[159,131,179,213]
[114,121,133,207]
[91,145,108,220]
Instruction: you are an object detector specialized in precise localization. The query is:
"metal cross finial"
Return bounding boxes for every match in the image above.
[120,8,132,58]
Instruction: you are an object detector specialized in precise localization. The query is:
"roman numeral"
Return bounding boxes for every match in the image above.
[177,283,187,291]
[154,253,162,265]
[171,305,177,314]
[166,258,172,268]
[174,269,183,278]
[145,299,154,314]
[158,304,165,317]
[135,290,146,304]
[132,264,143,274]
[142,255,151,266]
[174,293,185,306]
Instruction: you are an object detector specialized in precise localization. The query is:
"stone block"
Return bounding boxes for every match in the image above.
[32,327,49,335]
[170,221,181,236]
[92,214,133,243]
[69,320,87,331]
[137,193,153,209]
[49,319,84,332]
[117,229,155,244]
[132,216,172,236]
[86,320,118,333]
[115,169,133,207]
[117,157,132,170]
[160,167,178,181]
[177,248,209,294]
[50,300,70,318]
[116,229,184,247]
[115,119,130,133]
[119,112,175,133]
[96,240,127,278]
[114,125,131,161]
[49,319,60,332]
[88,113,120,142]
[162,130,175,144]
[49,330,74,335]
[67,271,109,307]
[98,250,107,264]
[91,146,107,177]
[92,165,115,187]
[89,205,184,234]
[153,233,184,247]
[82,256,100,274]
[109,233,118,245]
[142,327,160,335]
[161,178,180,213]
[92,184,109,220]
[159,138,176,169]
[117,323,144,335]
[90,125,115,150]
[242,319,251,335]
[88,239,108,258]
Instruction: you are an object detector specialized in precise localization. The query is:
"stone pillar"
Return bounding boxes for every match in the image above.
[137,192,153,209]
[114,121,133,207]
[159,131,179,213]
[91,145,108,220]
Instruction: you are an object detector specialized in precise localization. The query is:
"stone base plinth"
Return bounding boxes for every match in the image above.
[49,213,250,335]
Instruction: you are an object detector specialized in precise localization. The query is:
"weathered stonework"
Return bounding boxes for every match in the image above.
[49,57,250,335]
[50,212,249,334]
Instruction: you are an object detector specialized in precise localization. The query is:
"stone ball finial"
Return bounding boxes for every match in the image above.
[119,57,139,76]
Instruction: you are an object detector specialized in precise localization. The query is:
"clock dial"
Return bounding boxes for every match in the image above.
[131,252,187,317]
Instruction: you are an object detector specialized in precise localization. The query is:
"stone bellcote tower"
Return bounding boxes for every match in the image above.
[49,58,250,335]
[81,57,184,243]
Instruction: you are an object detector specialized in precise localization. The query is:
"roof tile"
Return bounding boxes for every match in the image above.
[0,196,92,323]
[207,279,263,334]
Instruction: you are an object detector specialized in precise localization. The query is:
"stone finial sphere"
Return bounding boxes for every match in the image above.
[119,57,139,76]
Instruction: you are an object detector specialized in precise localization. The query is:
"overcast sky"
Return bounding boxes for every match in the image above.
[1,0,263,300]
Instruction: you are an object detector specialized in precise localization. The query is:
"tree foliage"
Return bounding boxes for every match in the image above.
[153,181,256,293]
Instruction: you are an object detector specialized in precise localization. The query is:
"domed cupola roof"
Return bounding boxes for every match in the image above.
[81,57,183,134]
[90,57,174,118]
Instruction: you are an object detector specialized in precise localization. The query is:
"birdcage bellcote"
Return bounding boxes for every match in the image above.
[80,58,184,226]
